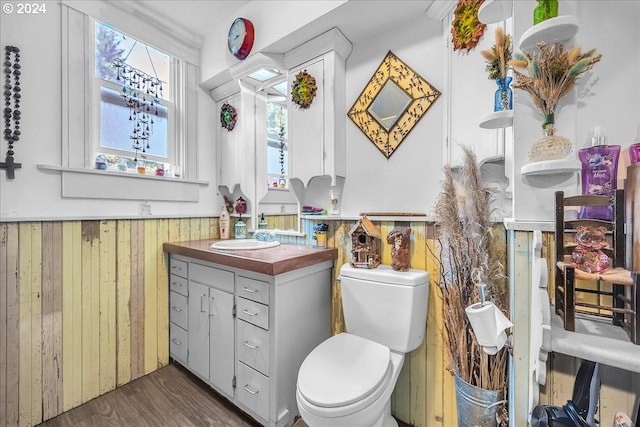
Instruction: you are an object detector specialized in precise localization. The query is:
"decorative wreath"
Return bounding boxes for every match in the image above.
[220,102,237,131]
[291,70,317,109]
[451,0,486,52]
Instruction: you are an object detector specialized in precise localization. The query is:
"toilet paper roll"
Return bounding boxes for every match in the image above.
[465,302,513,355]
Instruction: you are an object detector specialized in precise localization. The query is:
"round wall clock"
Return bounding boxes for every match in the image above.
[228,17,254,60]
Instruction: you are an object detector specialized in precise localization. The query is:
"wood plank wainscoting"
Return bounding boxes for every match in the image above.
[0,218,219,427]
[1,216,468,427]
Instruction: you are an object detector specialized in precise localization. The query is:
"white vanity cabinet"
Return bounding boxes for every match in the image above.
[286,28,352,186]
[167,252,333,427]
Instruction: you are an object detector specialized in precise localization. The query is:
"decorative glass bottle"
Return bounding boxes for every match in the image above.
[494,77,513,112]
[528,115,572,161]
[533,0,558,25]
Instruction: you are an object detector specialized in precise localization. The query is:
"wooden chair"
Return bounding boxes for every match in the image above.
[555,190,639,344]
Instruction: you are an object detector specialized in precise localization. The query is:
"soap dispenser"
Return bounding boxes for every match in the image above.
[235,216,247,239]
[578,125,620,220]
[258,213,268,229]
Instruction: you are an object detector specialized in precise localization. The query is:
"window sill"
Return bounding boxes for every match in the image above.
[37,164,208,202]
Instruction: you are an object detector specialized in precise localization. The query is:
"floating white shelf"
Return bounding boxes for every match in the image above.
[479,110,513,129]
[478,0,512,24]
[519,15,579,51]
[520,158,581,176]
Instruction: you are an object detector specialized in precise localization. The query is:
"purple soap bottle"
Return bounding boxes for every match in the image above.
[578,126,620,220]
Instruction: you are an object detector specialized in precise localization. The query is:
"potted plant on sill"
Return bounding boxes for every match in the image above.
[433,146,509,426]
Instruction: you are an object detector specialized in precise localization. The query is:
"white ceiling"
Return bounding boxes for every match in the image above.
[137,0,442,52]
[137,0,250,40]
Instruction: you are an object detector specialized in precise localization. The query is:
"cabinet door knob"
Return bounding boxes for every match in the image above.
[171,338,182,346]
[242,340,258,350]
[171,306,182,312]
[243,384,259,395]
[172,282,182,287]
[242,309,257,316]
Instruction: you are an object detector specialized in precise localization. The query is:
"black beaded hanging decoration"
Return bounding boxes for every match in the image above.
[1,45,22,179]
[112,57,162,162]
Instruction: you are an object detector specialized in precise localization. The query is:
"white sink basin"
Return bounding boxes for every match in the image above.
[210,239,281,250]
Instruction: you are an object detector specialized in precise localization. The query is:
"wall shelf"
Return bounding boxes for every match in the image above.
[520,158,581,176]
[519,15,579,51]
[479,110,513,129]
[478,0,512,25]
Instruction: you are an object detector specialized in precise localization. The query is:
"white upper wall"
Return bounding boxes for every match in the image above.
[200,1,347,90]
[1,0,637,222]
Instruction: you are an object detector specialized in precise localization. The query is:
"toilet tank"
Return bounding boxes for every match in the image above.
[338,263,429,353]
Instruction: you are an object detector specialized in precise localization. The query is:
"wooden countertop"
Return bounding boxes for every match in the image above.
[163,240,338,276]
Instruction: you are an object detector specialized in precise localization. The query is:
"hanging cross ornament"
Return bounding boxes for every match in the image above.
[112,57,163,161]
[1,45,22,179]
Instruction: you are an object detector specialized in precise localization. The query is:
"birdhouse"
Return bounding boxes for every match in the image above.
[349,216,381,268]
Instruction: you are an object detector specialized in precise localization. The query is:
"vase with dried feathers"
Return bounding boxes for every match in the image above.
[432,146,509,426]
[509,41,602,162]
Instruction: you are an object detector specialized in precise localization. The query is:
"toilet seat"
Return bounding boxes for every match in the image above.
[297,333,392,415]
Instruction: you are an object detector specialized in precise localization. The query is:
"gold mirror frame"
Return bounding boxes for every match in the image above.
[348,51,441,159]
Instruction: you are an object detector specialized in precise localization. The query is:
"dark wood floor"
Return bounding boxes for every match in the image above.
[38,363,261,427]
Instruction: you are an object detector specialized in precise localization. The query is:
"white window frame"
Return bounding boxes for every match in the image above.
[49,1,206,202]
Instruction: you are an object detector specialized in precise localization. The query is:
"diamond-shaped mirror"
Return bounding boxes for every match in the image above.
[348,51,441,159]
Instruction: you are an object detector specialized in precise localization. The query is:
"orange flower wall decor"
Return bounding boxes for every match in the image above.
[451,0,486,52]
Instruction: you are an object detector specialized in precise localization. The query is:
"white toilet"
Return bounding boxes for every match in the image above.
[296,263,429,427]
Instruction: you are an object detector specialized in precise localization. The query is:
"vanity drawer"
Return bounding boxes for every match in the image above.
[169,322,188,363]
[190,263,234,293]
[170,257,188,279]
[237,319,270,376]
[170,291,188,330]
[170,274,188,297]
[237,276,269,305]
[237,297,269,330]
[237,361,269,422]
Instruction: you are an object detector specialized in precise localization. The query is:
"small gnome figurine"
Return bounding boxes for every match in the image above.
[387,227,411,271]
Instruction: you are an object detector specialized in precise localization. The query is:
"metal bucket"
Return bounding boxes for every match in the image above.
[455,375,505,427]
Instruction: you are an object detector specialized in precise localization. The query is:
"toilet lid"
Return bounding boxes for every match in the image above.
[298,333,391,408]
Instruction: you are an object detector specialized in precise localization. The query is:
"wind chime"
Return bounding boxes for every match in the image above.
[1,45,22,179]
[113,45,163,162]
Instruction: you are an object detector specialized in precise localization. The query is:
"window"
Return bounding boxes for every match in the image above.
[94,22,173,174]
[266,81,288,189]
[57,2,204,201]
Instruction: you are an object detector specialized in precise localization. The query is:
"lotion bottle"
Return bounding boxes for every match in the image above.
[578,126,620,220]
[219,207,230,240]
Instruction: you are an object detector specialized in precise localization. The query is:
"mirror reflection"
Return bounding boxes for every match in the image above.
[368,80,411,130]
[266,82,288,189]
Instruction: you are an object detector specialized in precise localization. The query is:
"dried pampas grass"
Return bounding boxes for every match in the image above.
[433,146,509,391]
